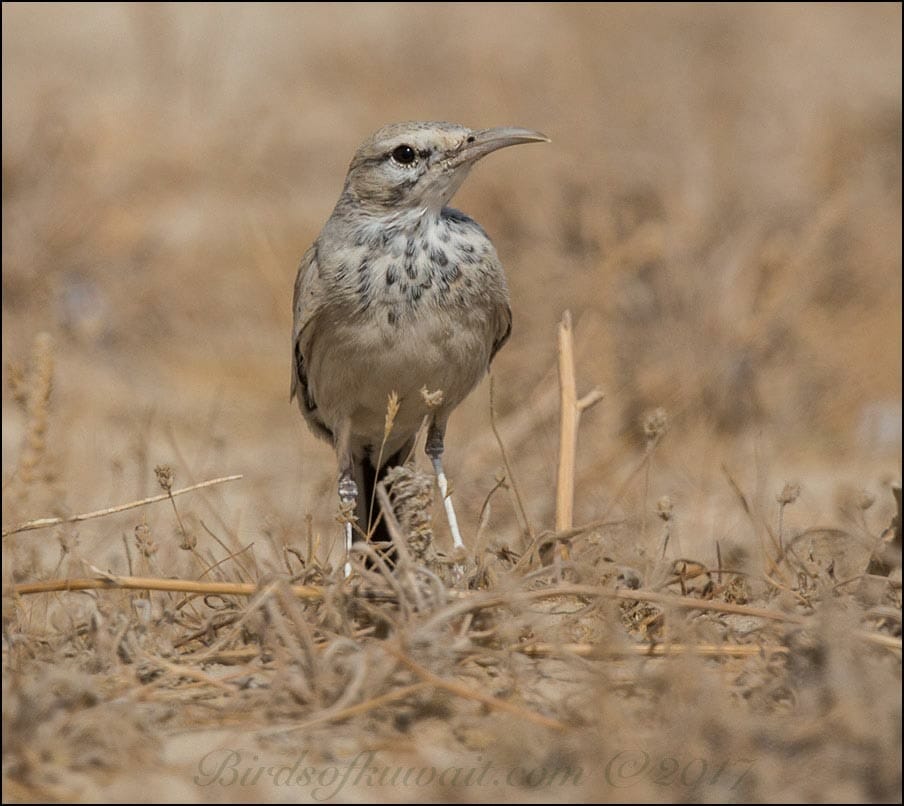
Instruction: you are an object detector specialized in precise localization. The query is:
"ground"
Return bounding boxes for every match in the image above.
[2,3,901,802]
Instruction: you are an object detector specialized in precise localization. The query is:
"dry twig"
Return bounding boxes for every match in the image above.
[555,310,604,557]
[2,474,243,538]
[384,643,569,731]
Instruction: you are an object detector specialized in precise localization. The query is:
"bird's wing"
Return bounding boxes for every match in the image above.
[291,246,333,440]
[490,301,512,367]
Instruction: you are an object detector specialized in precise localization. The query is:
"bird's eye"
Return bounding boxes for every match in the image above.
[391,145,417,165]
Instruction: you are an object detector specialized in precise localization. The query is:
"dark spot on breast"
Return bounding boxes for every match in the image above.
[387,309,398,326]
[464,277,473,288]
[358,259,369,275]
[386,264,398,285]
[429,248,448,267]
[356,276,371,305]
[410,286,423,302]
[419,239,428,253]
[405,263,417,280]
[442,264,461,283]
[405,239,416,258]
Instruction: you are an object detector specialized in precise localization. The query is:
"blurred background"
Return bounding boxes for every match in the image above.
[2,3,901,567]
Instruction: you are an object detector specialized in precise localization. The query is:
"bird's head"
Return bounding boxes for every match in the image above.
[340,121,548,217]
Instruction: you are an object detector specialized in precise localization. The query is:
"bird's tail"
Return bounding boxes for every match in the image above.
[353,438,415,565]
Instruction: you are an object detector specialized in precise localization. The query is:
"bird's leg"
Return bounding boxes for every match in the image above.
[337,470,357,577]
[426,420,464,550]
[336,425,357,577]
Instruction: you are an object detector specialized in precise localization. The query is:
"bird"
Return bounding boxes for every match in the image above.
[291,121,548,573]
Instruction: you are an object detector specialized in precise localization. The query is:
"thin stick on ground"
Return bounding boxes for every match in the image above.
[375,480,425,614]
[264,683,433,736]
[553,516,622,544]
[367,392,400,538]
[474,474,508,554]
[194,541,256,582]
[133,651,238,698]
[720,463,788,583]
[489,375,535,541]
[375,481,415,568]
[516,641,790,658]
[472,380,559,468]
[555,310,604,560]
[384,642,568,731]
[414,584,811,634]
[600,431,664,521]
[199,519,254,582]
[556,310,578,541]
[9,572,321,601]
[10,573,900,652]
[2,474,243,538]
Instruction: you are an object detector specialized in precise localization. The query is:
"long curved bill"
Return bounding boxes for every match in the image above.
[448,126,550,168]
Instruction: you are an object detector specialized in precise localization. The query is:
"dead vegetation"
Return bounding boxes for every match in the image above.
[2,3,902,803]
[3,313,900,802]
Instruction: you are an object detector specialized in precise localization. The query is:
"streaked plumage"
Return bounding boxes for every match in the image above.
[291,121,547,568]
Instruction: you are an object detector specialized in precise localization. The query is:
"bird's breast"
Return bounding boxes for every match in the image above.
[311,302,495,437]
[330,213,504,316]
[308,213,508,443]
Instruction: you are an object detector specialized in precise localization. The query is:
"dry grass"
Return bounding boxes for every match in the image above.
[2,3,901,802]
